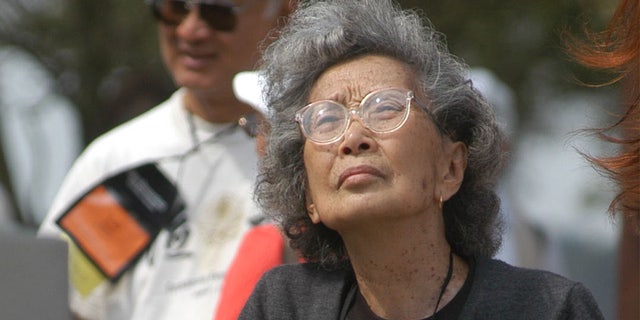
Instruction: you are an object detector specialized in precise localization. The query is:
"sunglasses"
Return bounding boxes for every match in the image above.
[150,0,251,32]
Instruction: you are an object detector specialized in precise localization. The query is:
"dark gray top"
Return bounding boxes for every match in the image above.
[239,258,604,320]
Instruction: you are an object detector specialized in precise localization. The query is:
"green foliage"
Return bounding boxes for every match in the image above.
[400,0,612,122]
[1,0,174,143]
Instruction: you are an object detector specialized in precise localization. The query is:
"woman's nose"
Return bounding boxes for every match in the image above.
[339,119,377,155]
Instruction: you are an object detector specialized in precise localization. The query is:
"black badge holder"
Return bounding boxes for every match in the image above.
[56,162,185,282]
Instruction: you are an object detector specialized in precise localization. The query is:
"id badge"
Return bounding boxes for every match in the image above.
[57,163,185,282]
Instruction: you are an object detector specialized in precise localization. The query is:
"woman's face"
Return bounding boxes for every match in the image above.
[303,55,466,232]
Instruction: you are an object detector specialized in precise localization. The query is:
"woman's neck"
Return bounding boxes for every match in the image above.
[342,219,468,320]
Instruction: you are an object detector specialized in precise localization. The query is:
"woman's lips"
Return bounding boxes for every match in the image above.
[338,165,384,188]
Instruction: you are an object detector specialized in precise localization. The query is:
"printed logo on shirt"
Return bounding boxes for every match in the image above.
[166,223,192,259]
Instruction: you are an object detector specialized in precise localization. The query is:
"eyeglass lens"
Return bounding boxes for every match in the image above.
[152,0,237,32]
[297,88,412,144]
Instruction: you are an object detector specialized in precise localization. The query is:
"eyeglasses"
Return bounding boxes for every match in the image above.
[149,0,251,32]
[295,88,416,144]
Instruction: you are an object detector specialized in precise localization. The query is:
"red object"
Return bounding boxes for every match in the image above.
[213,224,284,320]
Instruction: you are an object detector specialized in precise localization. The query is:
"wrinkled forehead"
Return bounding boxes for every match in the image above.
[307,55,418,105]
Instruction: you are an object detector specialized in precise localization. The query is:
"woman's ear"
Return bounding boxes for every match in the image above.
[441,141,467,201]
[307,203,321,224]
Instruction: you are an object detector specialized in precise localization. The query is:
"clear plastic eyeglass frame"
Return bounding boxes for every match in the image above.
[295,87,416,144]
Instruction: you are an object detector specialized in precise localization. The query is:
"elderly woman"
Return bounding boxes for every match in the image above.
[240,0,604,319]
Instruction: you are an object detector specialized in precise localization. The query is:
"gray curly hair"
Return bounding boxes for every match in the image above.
[256,0,507,269]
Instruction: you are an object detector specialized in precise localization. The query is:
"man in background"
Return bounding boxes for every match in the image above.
[38,1,296,319]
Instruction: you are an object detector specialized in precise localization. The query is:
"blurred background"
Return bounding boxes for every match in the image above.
[0,0,623,318]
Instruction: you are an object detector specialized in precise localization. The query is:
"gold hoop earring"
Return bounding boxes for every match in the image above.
[439,194,443,210]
